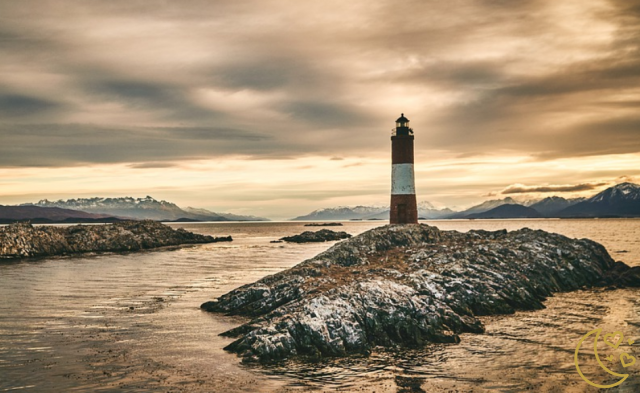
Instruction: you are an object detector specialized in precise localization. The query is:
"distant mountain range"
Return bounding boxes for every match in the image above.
[291,205,388,221]
[465,204,543,219]
[4,183,639,224]
[182,207,268,222]
[293,183,640,220]
[557,182,640,217]
[292,201,454,221]
[19,196,269,222]
[447,196,585,219]
[529,196,586,216]
[445,197,520,219]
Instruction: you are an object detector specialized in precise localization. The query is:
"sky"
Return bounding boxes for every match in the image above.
[0,0,639,219]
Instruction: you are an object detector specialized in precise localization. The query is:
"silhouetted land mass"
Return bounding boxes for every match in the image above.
[0,205,118,223]
[202,224,640,363]
[529,196,585,216]
[0,217,124,224]
[465,204,544,219]
[166,218,202,223]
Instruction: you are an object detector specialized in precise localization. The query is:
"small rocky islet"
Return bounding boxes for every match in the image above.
[202,224,640,363]
[0,220,230,259]
[279,229,352,243]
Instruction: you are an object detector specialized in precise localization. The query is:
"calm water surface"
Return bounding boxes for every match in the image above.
[1,219,639,392]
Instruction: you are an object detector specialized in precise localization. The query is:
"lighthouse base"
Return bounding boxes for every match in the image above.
[390,195,418,224]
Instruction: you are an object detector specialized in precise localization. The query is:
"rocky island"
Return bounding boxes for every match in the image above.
[202,224,639,363]
[0,221,230,259]
[279,229,351,243]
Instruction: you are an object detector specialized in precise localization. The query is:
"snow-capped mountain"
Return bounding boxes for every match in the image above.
[26,196,189,220]
[586,182,640,203]
[24,197,268,221]
[291,202,455,221]
[291,205,388,221]
[557,183,640,217]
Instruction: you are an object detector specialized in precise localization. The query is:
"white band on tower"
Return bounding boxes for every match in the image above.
[391,163,415,195]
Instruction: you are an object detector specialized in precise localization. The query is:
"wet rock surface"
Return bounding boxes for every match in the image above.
[201,224,639,363]
[304,223,344,227]
[0,221,229,259]
[279,229,352,243]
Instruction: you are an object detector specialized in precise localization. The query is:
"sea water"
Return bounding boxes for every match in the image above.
[0,219,639,392]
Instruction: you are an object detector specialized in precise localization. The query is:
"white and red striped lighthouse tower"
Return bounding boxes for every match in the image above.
[390,113,418,224]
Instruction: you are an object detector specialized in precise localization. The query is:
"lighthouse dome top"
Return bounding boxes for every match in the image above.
[395,113,411,131]
[396,113,409,124]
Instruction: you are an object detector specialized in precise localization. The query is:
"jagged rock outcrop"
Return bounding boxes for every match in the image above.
[201,224,639,363]
[0,221,230,259]
[280,229,351,243]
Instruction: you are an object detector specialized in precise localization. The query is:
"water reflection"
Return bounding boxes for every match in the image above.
[0,219,639,392]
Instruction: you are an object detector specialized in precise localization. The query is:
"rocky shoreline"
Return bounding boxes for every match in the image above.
[202,224,639,363]
[0,221,229,259]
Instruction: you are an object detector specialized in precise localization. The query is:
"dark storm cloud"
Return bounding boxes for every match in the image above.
[0,0,639,167]
[423,48,640,158]
[387,60,507,89]
[76,77,228,122]
[501,182,608,194]
[280,101,373,128]
[0,123,270,167]
[0,94,61,117]
[210,56,325,92]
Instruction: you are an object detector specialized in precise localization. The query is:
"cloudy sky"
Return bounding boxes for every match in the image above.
[1,0,639,219]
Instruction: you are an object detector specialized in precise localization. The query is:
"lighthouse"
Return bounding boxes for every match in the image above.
[390,113,418,224]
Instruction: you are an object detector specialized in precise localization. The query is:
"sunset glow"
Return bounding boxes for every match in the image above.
[1,0,639,218]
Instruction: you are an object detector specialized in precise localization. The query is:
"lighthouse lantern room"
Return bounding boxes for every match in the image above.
[390,113,418,224]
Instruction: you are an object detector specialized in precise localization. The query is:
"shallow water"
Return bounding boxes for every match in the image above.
[1,219,639,392]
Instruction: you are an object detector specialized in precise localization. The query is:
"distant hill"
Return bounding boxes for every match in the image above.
[529,196,584,216]
[465,204,544,219]
[292,206,387,221]
[0,205,120,223]
[183,207,269,222]
[23,197,269,222]
[292,201,454,221]
[557,183,640,217]
[445,197,522,218]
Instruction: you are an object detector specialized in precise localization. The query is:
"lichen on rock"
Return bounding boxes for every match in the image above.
[201,224,638,363]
